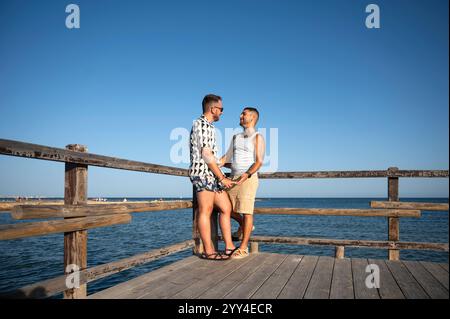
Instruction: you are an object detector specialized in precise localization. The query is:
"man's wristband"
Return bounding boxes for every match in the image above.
[245,171,252,178]
[218,175,226,182]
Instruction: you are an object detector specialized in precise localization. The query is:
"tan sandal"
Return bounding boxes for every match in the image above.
[231,248,249,259]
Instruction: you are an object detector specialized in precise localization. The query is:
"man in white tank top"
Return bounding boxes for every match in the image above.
[220,107,266,258]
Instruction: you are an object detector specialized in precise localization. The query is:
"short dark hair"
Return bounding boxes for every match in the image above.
[202,94,222,113]
[244,107,259,124]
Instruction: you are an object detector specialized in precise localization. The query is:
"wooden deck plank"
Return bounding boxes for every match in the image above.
[403,261,448,299]
[420,261,449,290]
[352,258,380,299]
[138,256,236,299]
[251,254,303,299]
[304,256,335,299]
[223,254,287,299]
[197,253,270,299]
[385,260,429,299]
[277,255,318,299]
[89,253,448,300]
[106,256,222,299]
[330,258,353,299]
[89,256,200,299]
[368,259,405,299]
[170,253,259,299]
[115,256,202,299]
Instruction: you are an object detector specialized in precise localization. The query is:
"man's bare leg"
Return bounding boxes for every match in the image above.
[214,191,236,252]
[196,190,216,255]
[231,211,243,234]
[240,214,254,250]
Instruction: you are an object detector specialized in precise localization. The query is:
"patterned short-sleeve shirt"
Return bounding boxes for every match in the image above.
[189,115,219,180]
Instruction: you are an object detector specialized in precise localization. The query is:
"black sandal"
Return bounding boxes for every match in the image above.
[200,252,230,261]
[224,247,239,256]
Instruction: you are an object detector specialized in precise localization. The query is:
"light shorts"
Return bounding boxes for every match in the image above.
[226,174,259,215]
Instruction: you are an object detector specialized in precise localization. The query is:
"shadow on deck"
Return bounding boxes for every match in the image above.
[89,253,449,299]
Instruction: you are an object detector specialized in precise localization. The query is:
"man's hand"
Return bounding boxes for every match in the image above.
[220,177,236,189]
[237,173,249,185]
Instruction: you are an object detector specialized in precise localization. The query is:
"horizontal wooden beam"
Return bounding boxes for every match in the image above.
[0,202,21,212]
[12,200,193,219]
[371,201,449,211]
[249,235,449,251]
[0,201,69,212]
[1,139,448,180]
[253,207,421,218]
[258,170,448,179]
[259,171,388,179]
[0,139,188,177]
[0,214,131,240]
[2,240,194,299]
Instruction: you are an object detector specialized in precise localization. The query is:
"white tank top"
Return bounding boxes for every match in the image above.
[231,131,259,176]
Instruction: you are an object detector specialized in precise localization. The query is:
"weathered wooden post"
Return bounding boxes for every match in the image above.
[335,246,345,259]
[388,167,400,261]
[192,187,218,255]
[250,242,259,254]
[64,144,88,299]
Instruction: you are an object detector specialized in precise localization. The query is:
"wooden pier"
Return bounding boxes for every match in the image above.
[89,253,449,299]
[0,138,448,299]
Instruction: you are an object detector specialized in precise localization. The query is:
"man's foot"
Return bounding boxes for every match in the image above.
[224,247,239,256]
[200,252,230,261]
[231,248,249,259]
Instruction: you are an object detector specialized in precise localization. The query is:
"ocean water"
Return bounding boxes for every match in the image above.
[0,197,448,297]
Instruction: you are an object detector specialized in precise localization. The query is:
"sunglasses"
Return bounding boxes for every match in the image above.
[213,106,224,113]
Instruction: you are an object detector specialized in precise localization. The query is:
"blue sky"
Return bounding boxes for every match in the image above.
[0,0,448,198]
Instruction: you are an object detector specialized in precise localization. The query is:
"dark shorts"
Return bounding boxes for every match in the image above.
[190,176,224,193]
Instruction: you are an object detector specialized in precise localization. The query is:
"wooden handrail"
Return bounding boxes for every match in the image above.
[371,201,449,211]
[11,200,193,219]
[8,204,420,220]
[0,139,189,177]
[248,235,449,251]
[258,169,449,179]
[1,139,448,179]
[253,207,421,218]
[2,240,194,299]
[0,214,131,240]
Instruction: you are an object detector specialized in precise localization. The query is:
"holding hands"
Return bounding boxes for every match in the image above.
[236,172,249,185]
[219,175,236,189]
[218,172,251,189]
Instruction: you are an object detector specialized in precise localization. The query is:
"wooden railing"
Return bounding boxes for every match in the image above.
[0,139,192,299]
[0,138,448,299]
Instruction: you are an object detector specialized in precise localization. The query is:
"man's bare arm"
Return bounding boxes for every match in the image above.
[219,138,233,168]
[202,148,235,188]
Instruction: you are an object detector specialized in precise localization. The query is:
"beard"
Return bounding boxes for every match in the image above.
[240,118,249,127]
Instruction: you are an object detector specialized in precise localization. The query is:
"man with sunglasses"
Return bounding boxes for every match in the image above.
[189,94,236,260]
